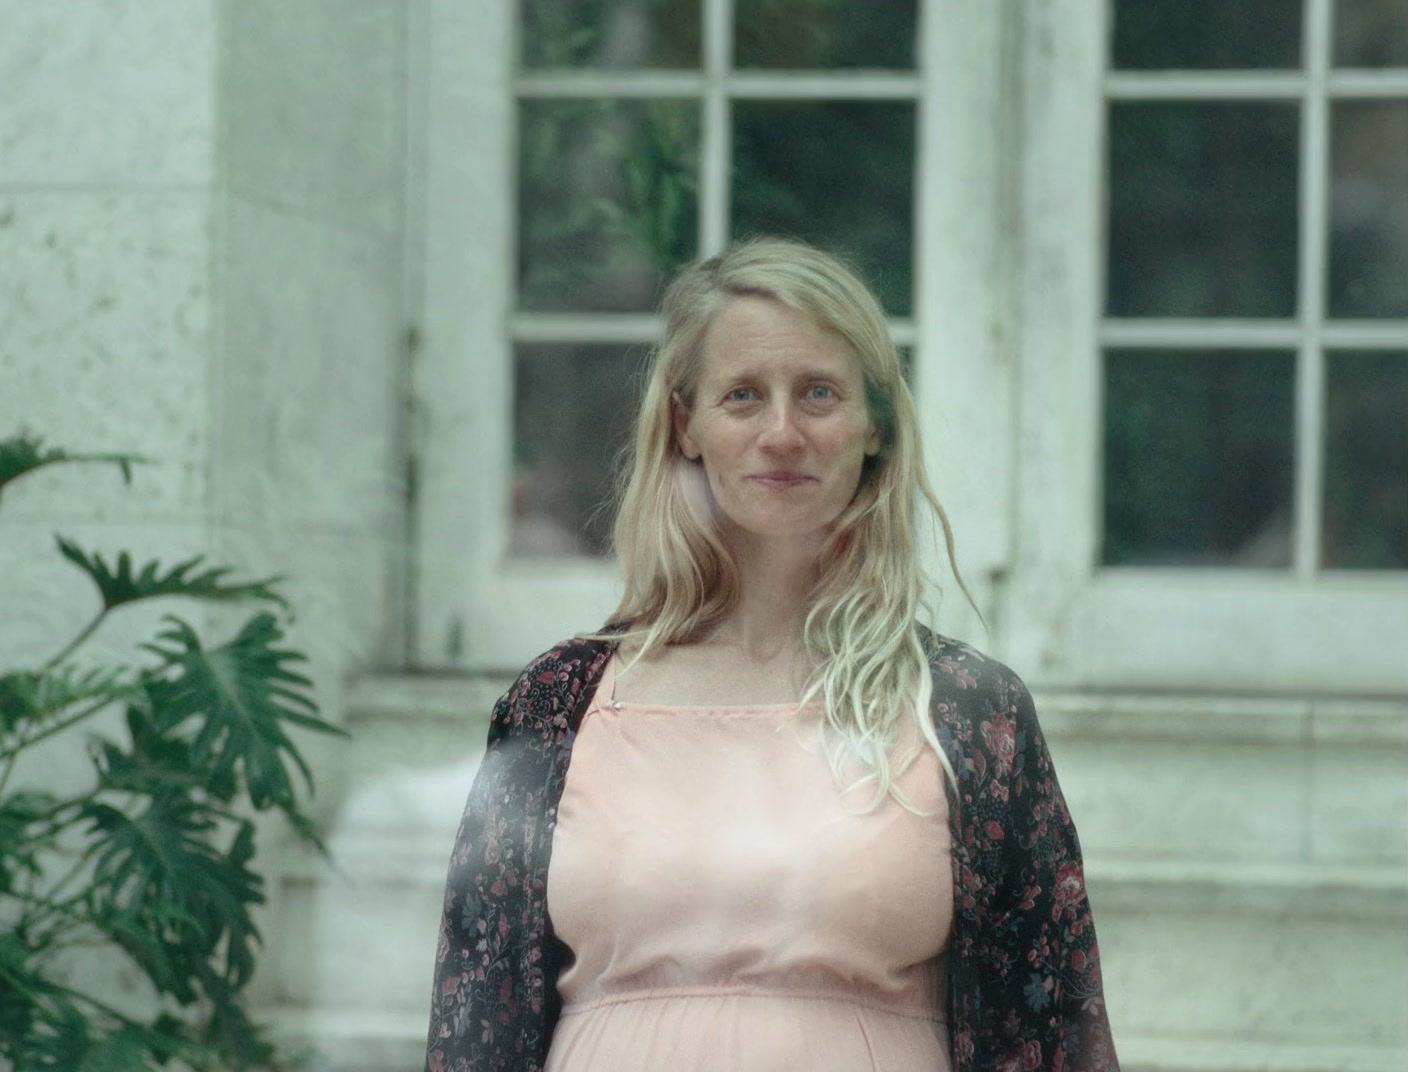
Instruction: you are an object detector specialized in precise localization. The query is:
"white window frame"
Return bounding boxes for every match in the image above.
[413,0,1015,671]
[1004,0,1408,695]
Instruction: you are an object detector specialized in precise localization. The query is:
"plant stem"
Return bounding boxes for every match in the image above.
[41,606,108,674]
[0,694,113,774]
[15,846,96,936]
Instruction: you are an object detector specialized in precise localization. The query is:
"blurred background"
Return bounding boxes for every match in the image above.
[1,1,1405,1069]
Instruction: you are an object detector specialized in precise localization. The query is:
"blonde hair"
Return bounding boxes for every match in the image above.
[590,237,973,813]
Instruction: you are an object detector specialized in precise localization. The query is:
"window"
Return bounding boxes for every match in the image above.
[511,0,922,557]
[413,0,1011,668]
[1007,0,1408,693]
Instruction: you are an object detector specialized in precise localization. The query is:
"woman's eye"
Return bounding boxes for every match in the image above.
[726,387,757,402]
[806,384,836,400]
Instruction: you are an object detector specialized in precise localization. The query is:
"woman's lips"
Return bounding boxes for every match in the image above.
[750,474,815,488]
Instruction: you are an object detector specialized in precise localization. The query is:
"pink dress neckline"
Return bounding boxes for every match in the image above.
[597,652,826,715]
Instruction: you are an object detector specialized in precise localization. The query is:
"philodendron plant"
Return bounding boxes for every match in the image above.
[0,433,344,1071]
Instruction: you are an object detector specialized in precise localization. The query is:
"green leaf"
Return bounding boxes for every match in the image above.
[0,789,60,893]
[75,1026,151,1072]
[90,706,236,802]
[0,931,41,1050]
[0,665,135,736]
[141,614,342,812]
[57,538,289,613]
[0,944,93,1072]
[82,790,264,1004]
[0,433,148,502]
[201,998,277,1070]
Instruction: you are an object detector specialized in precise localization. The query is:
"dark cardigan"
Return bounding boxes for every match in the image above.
[424,627,1120,1071]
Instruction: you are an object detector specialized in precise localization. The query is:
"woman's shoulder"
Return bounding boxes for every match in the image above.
[916,624,1036,719]
[489,630,621,731]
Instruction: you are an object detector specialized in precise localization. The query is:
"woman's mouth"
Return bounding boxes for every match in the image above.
[750,473,815,489]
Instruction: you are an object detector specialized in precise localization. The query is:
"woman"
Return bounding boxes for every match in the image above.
[424,238,1119,1072]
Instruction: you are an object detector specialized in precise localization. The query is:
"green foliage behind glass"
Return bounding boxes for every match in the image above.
[519,98,699,312]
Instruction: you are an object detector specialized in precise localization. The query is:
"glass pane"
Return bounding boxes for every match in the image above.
[1103,350,1296,567]
[519,99,699,312]
[1334,0,1408,67]
[1323,351,1408,569]
[732,100,915,315]
[521,0,701,69]
[513,343,646,556]
[1112,0,1303,70]
[734,0,918,69]
[1107,103,1300,318]
[1329,100,1408,318]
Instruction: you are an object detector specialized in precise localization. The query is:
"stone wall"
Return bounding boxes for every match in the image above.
[0,0,411,1027]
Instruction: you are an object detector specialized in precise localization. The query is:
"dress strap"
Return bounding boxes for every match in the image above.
[594,650,619,708]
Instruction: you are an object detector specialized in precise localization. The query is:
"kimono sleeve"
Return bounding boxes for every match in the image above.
[423,675,559,1072]
[959,666,1121,1072]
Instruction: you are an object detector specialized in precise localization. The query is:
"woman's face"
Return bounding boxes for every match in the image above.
[672,295,880,544]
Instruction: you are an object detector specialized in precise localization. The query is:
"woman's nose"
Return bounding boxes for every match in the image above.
[758,401,806,450]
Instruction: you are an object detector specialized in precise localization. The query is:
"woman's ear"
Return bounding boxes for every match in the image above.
[865,422,881,457]
[672,390,700,460]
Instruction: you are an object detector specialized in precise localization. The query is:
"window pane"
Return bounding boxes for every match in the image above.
[734,0,918,69]
[1323,351,1408,569]
[521,0,701,69]
[1111,0,1303,70]
[1334,0,1408,68]
[1329,100,1408,319]
[513,343,646,556]
[1107,103,1300,318]
[1103,350,1296,567]
[518,99,699,312]
[732,100,915,315]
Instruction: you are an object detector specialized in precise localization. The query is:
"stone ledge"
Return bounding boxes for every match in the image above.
[256,1008,426,1072]
[1116,1033,1408,1072]
[1036,691,1408,747]
[1088,859,1408,921]
[345,673,1408,748]
[345,673,508,725]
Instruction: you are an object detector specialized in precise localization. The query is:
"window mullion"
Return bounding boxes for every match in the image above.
[1105,71,1304,100]
[1295,0,1333,579]
[700,0,732,256]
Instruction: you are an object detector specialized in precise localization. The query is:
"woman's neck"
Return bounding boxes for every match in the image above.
[710,527,824,660]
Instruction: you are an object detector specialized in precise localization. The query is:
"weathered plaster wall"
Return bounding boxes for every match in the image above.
[0,0,217,658]
[212,0,407,730]
[213,0,411,1015]
[0,0,412,1031]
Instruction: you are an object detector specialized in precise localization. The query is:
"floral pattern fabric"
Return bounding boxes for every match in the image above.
[424,627,1119,1072]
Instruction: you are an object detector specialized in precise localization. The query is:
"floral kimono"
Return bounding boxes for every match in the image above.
[424,626,1120,1072]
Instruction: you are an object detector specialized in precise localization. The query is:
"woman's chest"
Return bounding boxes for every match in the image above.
[549,707,954,968]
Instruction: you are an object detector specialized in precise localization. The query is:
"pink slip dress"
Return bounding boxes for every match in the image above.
[544,653,955,1071]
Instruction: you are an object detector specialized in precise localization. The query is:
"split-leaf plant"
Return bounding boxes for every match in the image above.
[0,434,345,1071]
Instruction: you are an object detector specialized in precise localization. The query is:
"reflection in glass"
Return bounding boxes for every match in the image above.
[521,0,701,69]
[1111,0,1302,70]
[1107,103,1300,318]
[514,344,647,556]
[1333,0,1408,68]
[733,100,915,316]
[734,0,918,69]
[1103,349,1296,567]
[1329,100,1408,319]
[519,99,699,312]
[1323,352,1408,569]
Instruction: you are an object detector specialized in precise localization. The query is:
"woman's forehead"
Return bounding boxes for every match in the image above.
[698,295,858,379]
